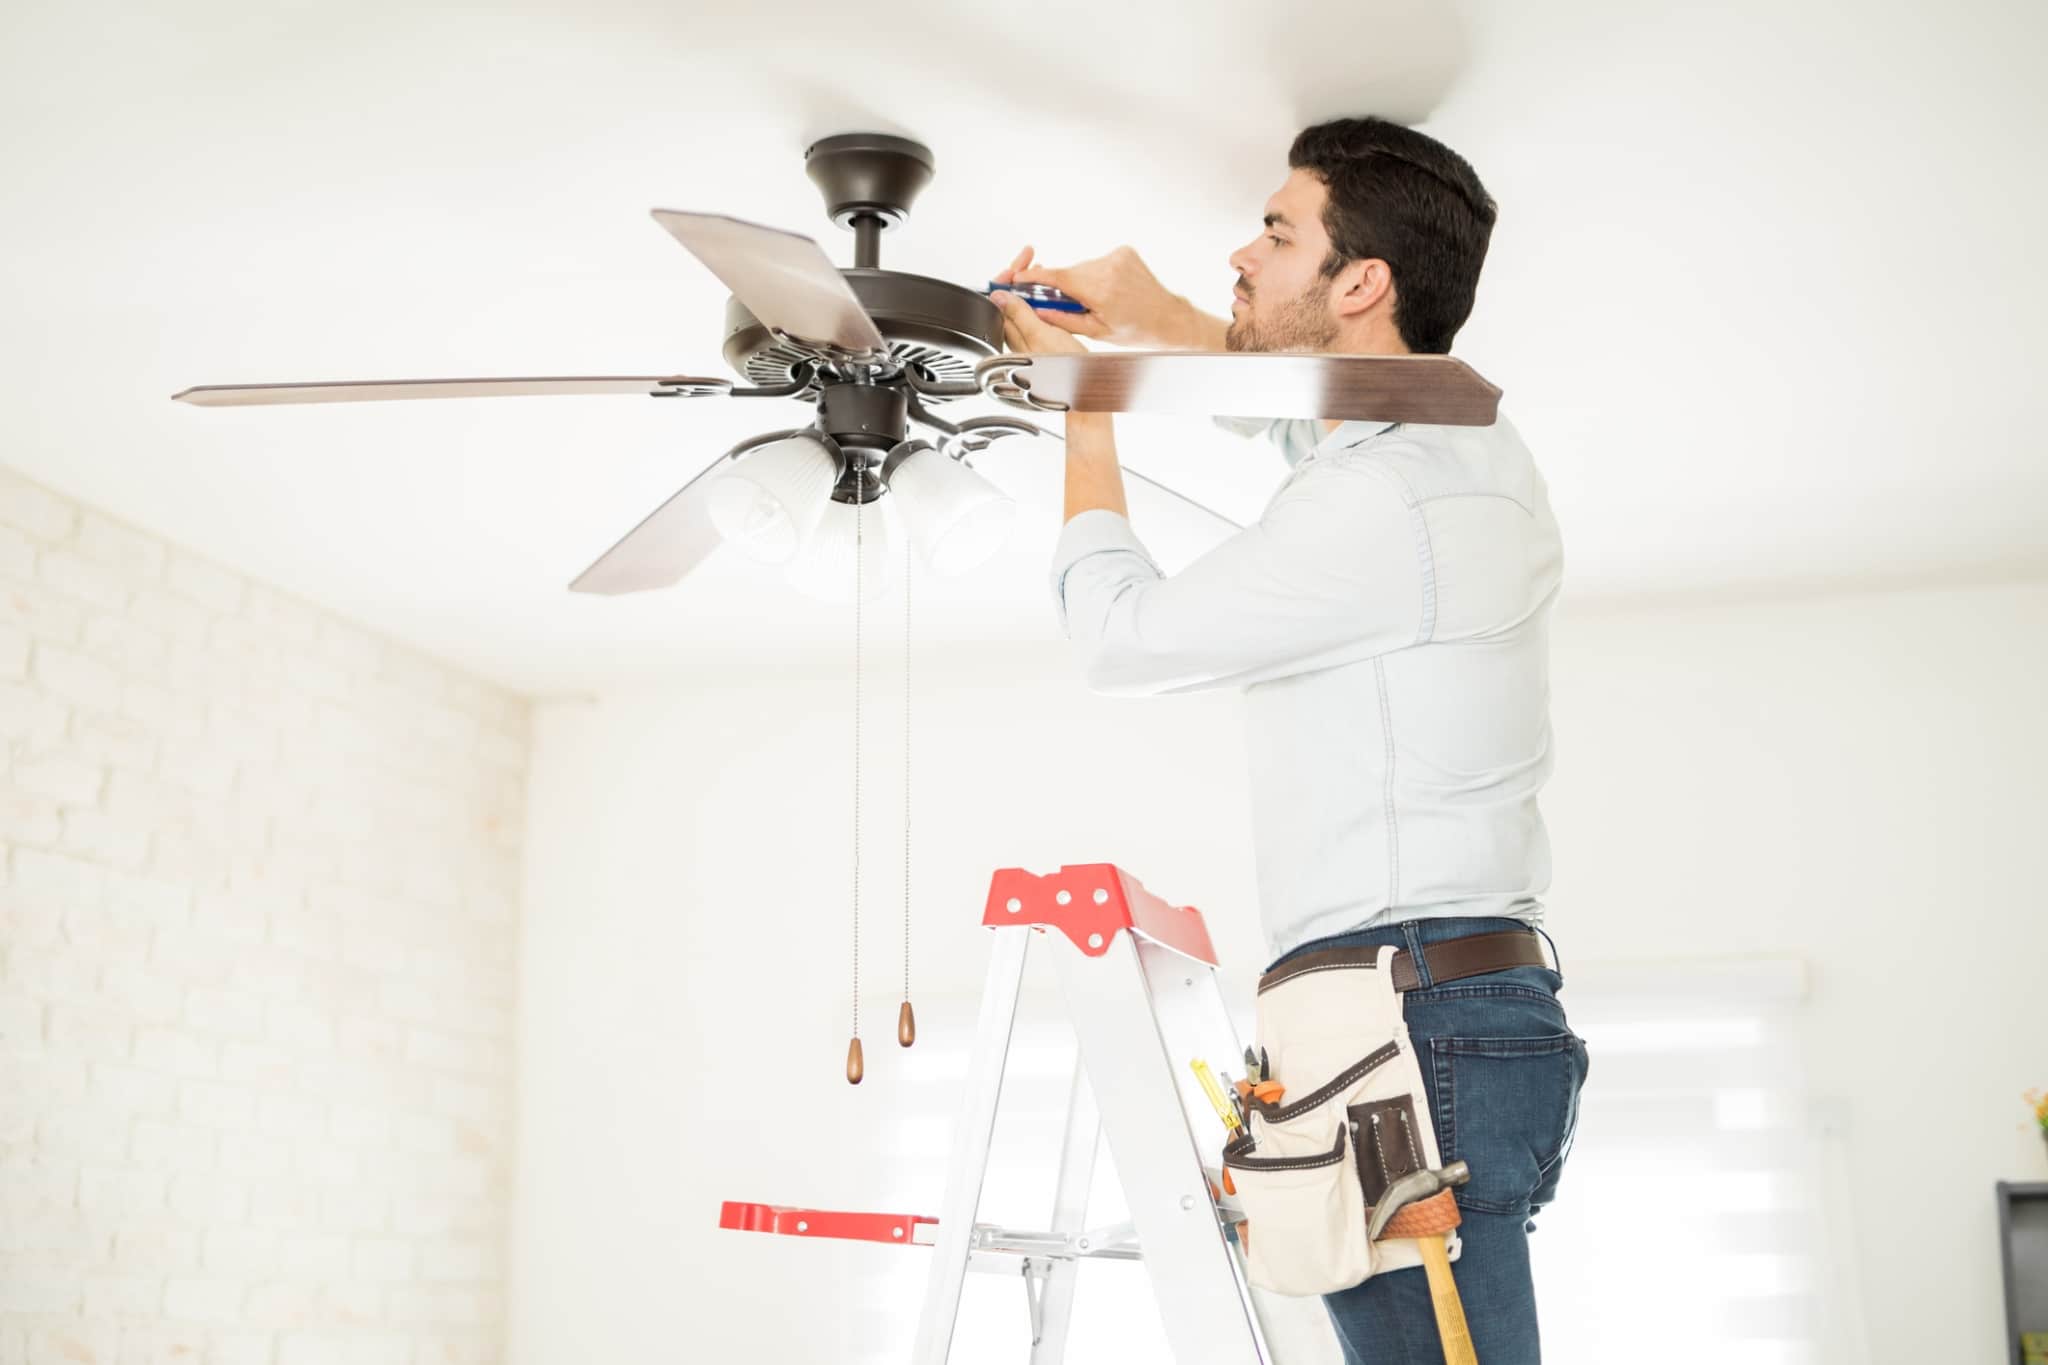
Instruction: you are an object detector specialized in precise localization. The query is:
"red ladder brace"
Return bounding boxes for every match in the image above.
[719,863,1329,1363]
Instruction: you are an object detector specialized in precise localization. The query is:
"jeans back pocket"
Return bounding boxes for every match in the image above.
[1428,1031,1588,1217]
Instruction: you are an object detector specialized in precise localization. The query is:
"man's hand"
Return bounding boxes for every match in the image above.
[989,286,1089,356]
[992,246,1226,350]
[987,255,1128,524]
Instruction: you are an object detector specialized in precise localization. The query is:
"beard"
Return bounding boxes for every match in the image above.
[1224,280,1340,353]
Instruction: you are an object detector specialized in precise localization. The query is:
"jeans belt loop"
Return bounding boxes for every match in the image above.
[1400,921,1432,990]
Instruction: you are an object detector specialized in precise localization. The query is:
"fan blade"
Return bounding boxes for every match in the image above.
[978,351,1502,426]
[1121,465,1244,532]
[569,429,808,596]
[569,463,726,597]
[650,210,886,357]
[987,416,1244,532]
[173,376,730,406]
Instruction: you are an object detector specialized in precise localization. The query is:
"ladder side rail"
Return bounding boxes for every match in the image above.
[1047,931,1279,1365]
[1030,1053,1102,1362]
[1136,940,1348,1363]
[913,925,1033,1365]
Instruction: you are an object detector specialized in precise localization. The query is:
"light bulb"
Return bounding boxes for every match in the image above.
[705,434,837,565]
[889,445,1017,577]
[783,493,900,603]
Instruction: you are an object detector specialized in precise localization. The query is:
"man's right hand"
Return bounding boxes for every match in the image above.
[992,246,1227,351]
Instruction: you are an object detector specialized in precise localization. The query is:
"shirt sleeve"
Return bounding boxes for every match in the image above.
[1046,459,1430,696]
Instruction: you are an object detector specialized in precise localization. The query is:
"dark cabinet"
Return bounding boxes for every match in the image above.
[1999,1182,2048,1365]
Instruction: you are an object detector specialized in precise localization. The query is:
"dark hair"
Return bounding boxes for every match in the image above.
[1287,117,1497,354]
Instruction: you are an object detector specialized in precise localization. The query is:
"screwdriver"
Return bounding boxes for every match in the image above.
[1189,1058,1242,1135]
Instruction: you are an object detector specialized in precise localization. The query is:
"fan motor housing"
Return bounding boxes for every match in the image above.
[721,269,1003,402]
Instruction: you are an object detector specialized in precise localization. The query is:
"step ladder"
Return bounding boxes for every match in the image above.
[719,863,1343,1363]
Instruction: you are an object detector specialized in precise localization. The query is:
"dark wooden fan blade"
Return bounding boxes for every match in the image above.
[568,429,808,596]
[172,376,731,406]
[978,351,1502,426]
[650,210,886,356]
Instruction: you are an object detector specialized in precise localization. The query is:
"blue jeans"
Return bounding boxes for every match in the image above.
[1264,917,1590,1365]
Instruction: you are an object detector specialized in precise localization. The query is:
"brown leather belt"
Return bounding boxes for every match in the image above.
[1257,928,1549,995]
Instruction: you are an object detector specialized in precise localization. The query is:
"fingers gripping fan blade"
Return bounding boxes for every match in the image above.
[651,211,886,357]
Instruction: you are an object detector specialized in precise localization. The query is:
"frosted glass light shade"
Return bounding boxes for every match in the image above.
[783,495,900,604]
[705,434,838,565]
[890,446,1018,576]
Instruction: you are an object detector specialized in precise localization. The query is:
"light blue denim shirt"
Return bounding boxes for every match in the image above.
[1049,413,1564,962]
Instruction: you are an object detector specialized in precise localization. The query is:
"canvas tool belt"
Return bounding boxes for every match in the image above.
[1221,929,1546,1296]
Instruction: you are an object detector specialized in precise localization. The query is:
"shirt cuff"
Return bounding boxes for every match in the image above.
[1048,508,1159,636]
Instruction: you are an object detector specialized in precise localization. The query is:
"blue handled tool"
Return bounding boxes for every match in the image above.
[984,281,1089,314]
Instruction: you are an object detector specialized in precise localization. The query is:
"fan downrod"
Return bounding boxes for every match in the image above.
[725,133,995,397]
[805,133,935,269]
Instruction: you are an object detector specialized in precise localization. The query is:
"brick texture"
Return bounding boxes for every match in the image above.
[0,466,527,1365]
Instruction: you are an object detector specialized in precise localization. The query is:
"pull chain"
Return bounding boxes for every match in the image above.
[898,535,916,1049]
[846,460,866,1086]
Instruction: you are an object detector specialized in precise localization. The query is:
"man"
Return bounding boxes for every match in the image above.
[989,116,1589,1365]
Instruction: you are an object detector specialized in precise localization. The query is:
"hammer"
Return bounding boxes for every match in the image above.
[1368,1162,1477,1365]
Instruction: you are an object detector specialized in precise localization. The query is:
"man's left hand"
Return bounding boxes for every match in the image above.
[989,288,1090,356]
[990,277,1121,521]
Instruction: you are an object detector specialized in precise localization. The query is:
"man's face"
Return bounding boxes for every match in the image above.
[1225,168,1341,353]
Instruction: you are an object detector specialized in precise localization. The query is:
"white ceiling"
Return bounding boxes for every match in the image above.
[2,0,2043,695]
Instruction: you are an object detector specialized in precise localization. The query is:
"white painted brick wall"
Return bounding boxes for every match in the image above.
[0,466,527,1365]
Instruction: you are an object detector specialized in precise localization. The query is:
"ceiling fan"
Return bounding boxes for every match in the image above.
[171,131,1506,1083]
[172,131,1503,603]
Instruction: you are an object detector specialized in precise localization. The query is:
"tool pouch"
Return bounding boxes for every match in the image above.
[1222,944,1442,1296]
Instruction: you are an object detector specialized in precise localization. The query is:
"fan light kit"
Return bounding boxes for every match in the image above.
[172,131,1508,1081]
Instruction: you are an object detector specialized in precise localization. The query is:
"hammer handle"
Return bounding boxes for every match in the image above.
[1420,1234,1479,1365]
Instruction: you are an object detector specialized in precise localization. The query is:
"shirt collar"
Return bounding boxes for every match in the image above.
[1273,417,1401,472]
[1311,419,1399,457]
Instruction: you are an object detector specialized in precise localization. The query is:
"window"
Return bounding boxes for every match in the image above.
[1532,958,1836,1365]
[828,959,1835,1363]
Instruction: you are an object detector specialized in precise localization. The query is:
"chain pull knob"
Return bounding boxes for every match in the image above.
[846,1036,865,1085]
[898,1000,917,1048]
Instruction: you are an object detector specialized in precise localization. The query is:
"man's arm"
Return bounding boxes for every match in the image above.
[989,291,1137,525]
[991,253,1422,697]
[1062,413,1126,523]
[1147,295,1229,351]
[994,246,1228,351]
[988,246,1231,519]
[1052,460,1428,696]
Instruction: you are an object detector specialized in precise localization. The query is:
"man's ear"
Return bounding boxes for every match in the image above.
[1333,258,1394,319]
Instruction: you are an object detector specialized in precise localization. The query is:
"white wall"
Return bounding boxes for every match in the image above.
[0,467,530,1365]
[508,640,1267,1365]
[510,577,2048,1365]
[1543,578,2048,1362]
